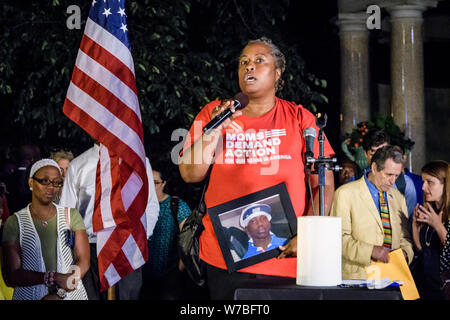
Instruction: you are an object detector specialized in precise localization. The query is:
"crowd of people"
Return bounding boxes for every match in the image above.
[1,37,449,300]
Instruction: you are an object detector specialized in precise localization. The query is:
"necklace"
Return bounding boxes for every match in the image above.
[29,204,54,228]
[424,225,435,247]
[424,203,441,247]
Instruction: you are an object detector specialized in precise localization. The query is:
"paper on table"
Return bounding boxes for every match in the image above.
[364,249,419,300]
[341,278,402,289]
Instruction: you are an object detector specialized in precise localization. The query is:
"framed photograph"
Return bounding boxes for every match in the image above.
[208,182,297,272]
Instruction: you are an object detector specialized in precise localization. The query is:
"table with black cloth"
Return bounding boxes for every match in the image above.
[233,277,402,300]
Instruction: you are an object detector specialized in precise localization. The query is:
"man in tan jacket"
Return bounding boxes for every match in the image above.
[330,145,413,280]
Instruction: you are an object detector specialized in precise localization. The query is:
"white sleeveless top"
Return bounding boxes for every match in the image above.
[13,204,88,300]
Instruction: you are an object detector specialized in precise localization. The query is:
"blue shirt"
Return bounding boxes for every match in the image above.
[404,168,423,206]
[364,173,387,213]
[242,233,287,260]
[396,173,417,219]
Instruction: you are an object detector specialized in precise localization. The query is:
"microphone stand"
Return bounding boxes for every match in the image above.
[305,114,341,216]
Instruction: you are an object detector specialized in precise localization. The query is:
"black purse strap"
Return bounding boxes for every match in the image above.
[197,165,213,214]
[169,196,180,233]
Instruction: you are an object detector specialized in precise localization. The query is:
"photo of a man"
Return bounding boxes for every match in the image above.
[208,183,297,271]
[239,203,288,259]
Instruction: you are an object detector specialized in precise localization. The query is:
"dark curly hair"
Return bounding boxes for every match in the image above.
[363,129,390,152]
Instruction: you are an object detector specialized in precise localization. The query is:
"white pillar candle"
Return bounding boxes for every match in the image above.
[297,216,342,286]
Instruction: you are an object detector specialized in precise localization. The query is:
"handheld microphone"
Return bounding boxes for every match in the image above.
[303,127,317,160]
[203,93,249,135]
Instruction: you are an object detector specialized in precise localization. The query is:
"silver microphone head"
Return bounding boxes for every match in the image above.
[303,127,317,138]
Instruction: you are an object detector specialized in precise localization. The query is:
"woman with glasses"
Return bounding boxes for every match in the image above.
[1,159,89,300]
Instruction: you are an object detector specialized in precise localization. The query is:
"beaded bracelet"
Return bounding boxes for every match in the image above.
[44,270,56,287]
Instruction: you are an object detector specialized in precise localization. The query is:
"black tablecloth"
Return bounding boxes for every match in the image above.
[234,278,402,300]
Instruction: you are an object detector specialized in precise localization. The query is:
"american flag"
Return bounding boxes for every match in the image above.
[63,0,149,291]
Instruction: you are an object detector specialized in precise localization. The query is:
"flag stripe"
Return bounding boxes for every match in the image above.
[63,98,147,182]
[113,250,134,277]
[63,103,149,219]
[80,34,137,95]
[98,144,114,228]
[66,83,145,162]
[93,158,104,231]
[96,227,114,256]
[121,171,142,211]
[84,17,135,74]
[63,101,149,227]
[103,264,121,289]
[99,146,129,228]
[122,234,146,269]
[70,65,143,141]
[98,226,136,275]
[75,49,141,121]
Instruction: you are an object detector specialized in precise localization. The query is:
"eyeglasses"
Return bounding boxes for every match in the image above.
[32,177,64,188]
[153,181,164,185]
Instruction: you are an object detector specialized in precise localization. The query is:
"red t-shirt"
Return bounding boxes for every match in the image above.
[182,97,334,278]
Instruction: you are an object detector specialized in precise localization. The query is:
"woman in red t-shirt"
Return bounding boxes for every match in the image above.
[179,37,335,299]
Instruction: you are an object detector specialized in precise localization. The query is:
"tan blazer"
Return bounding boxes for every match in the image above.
[330,177,414,280]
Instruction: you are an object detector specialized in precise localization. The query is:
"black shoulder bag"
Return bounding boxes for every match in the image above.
[177,168,211,288]
[169,196,180,226]
[168,196,181,268]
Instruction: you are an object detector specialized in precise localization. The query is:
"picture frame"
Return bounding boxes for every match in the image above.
[208,182,297,272]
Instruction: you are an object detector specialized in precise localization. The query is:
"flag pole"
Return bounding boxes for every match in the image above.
[107,285,116,300]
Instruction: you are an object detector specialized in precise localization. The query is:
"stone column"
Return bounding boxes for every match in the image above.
[388,5,427,171]
[337,13,371,137]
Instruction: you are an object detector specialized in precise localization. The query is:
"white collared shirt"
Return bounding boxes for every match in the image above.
[59,145,159,243]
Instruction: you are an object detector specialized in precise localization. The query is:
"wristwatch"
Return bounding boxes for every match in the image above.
[56,287,67,299]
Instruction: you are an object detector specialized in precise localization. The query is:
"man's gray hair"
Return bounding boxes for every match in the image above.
[371,145,404,171]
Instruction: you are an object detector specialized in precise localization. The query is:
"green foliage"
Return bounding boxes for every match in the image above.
[342,114,415,155]
[0,0,328,158]
[0,0,90,154]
